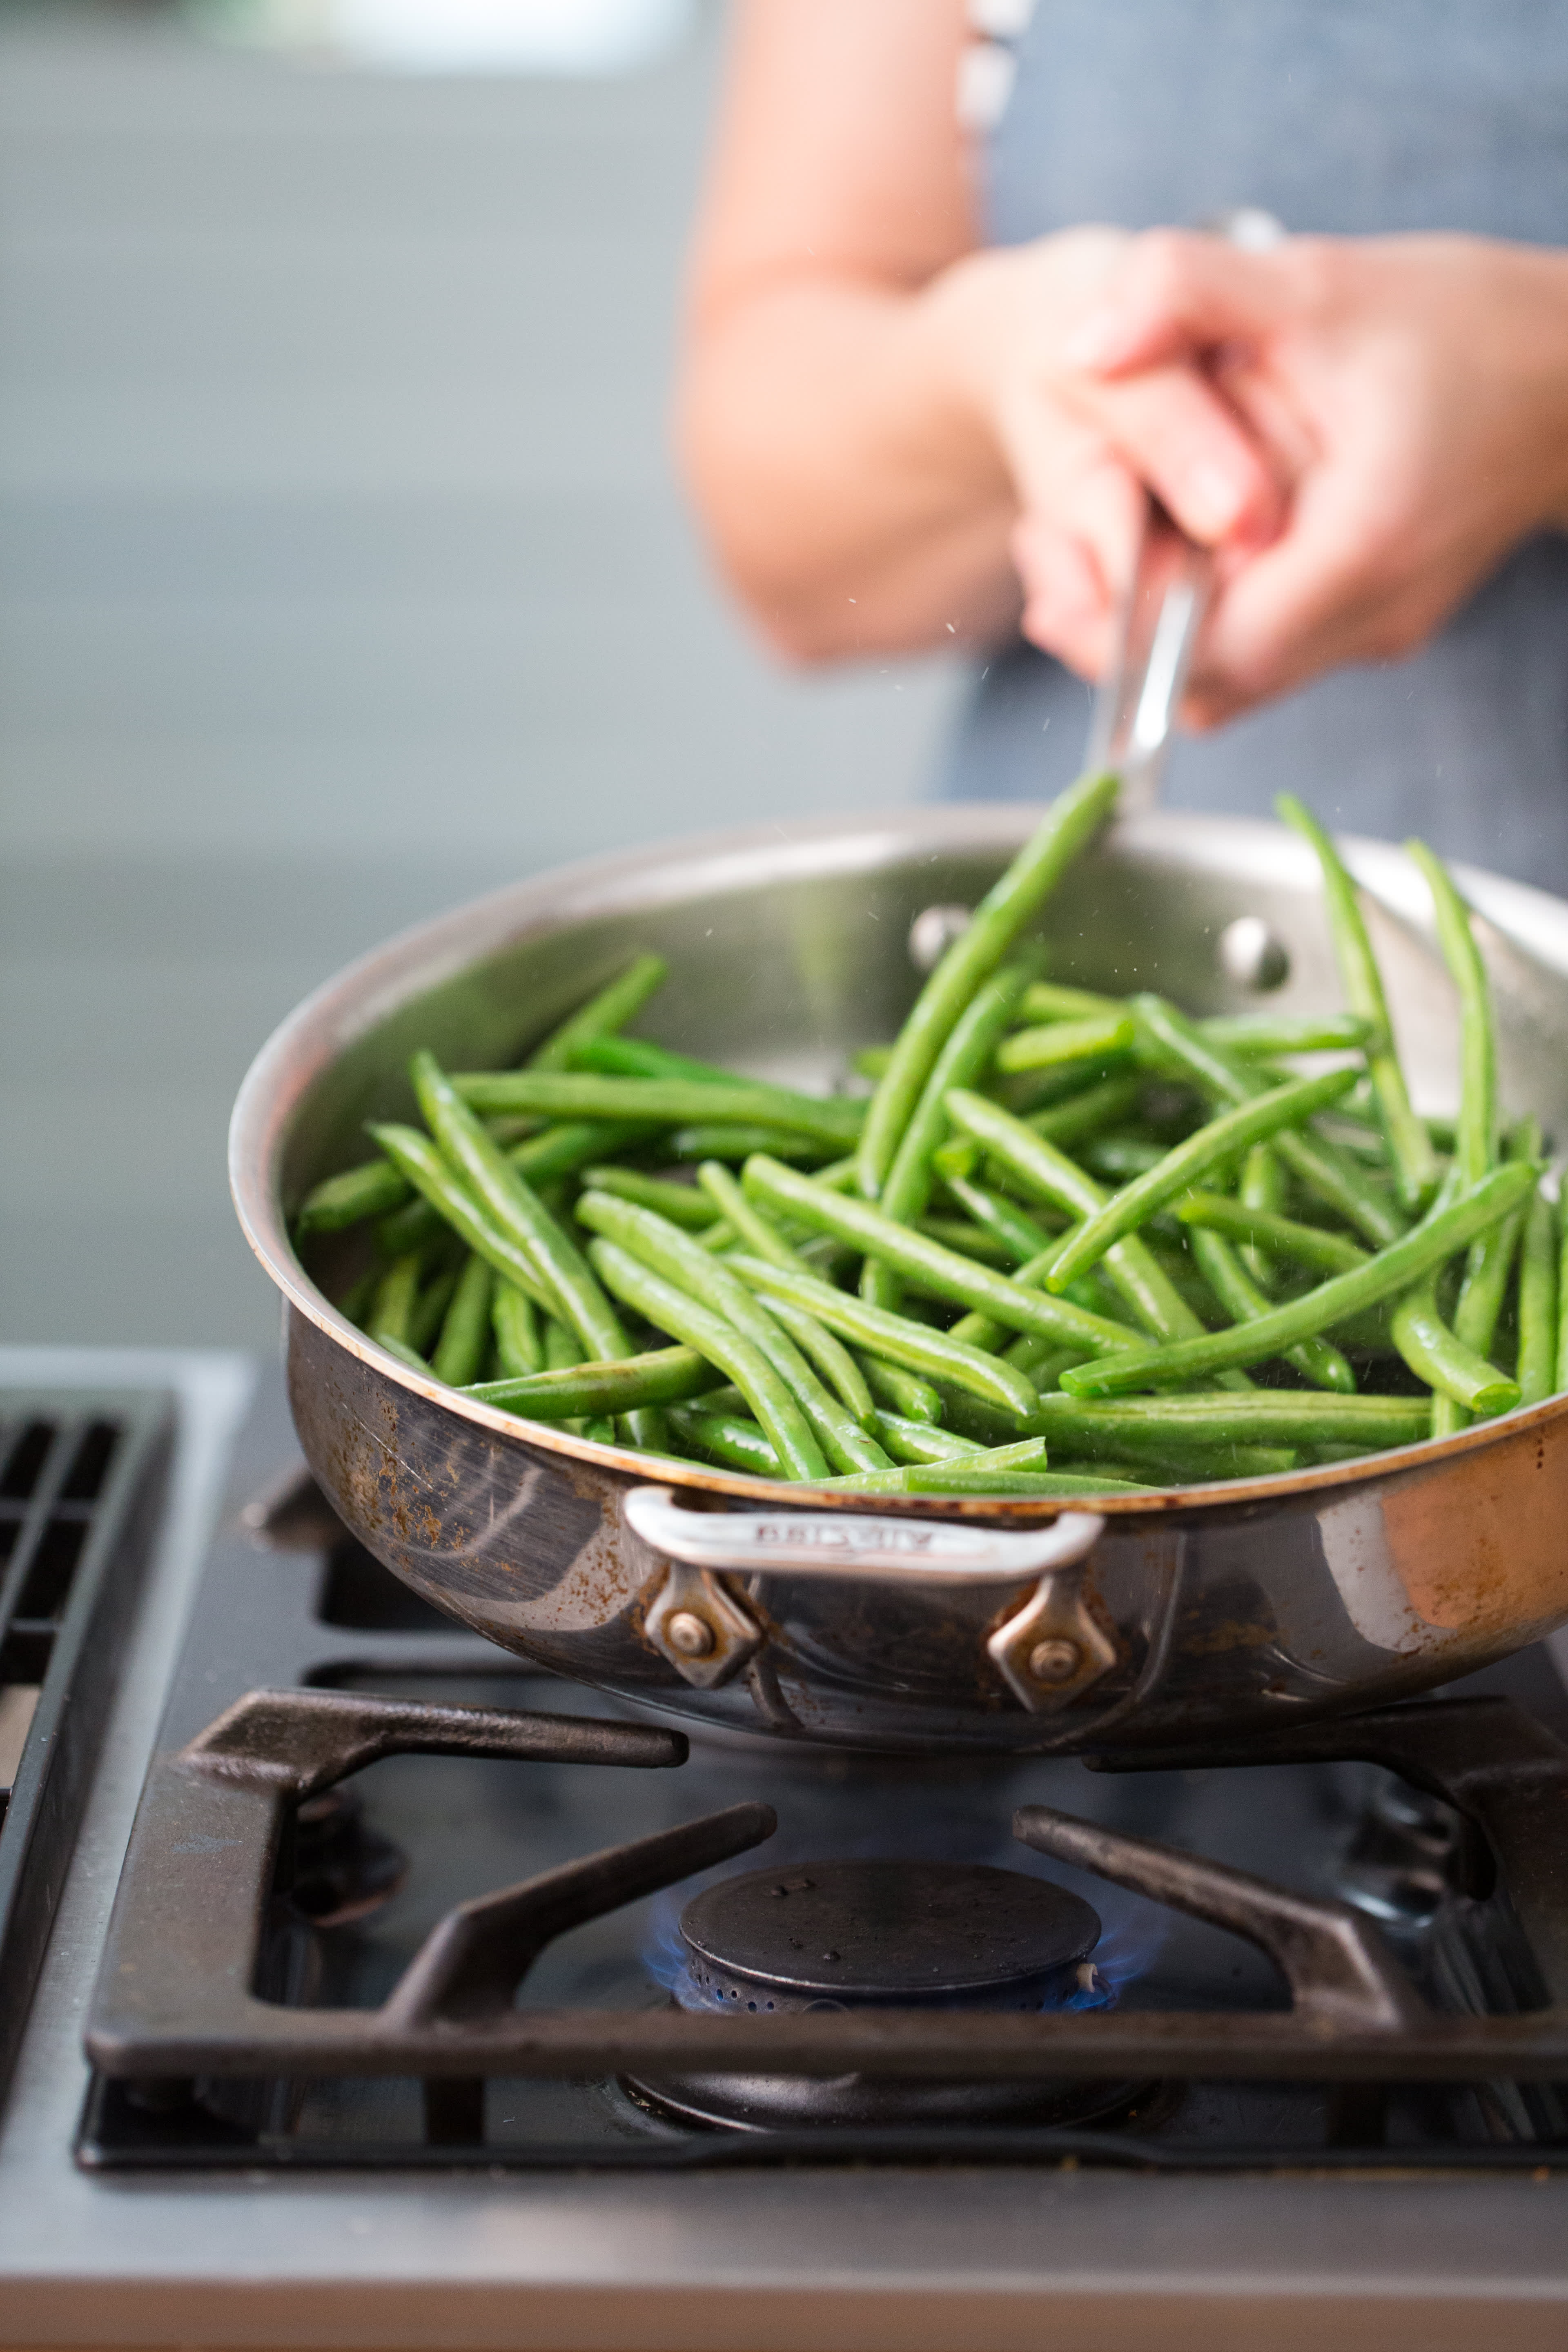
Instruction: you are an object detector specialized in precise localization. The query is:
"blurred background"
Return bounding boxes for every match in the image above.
[0,0,962,1349]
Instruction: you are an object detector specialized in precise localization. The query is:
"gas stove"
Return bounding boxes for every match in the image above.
[3,1347,1568,2348]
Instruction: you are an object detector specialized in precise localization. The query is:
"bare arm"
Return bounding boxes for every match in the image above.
[679,0,1277,664]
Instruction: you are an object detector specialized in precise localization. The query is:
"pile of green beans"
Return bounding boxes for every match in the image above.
[296,773,1562,1496]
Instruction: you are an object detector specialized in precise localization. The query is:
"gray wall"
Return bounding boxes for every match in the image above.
[0,2,960,1347]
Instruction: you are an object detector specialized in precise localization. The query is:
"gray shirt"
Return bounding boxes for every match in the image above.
[944,0,1568,888]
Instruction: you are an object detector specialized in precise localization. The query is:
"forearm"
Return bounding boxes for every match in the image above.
[679,256,1023,662]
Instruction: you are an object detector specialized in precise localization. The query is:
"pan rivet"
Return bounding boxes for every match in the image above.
[909,903,973,973]
[1028,1637,1081,1685]
[1216,914,1290,991]
[666,1610,716,1659]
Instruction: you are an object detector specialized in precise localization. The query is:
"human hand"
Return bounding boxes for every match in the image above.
[937,227,1285,677]
[1062,229,1568,724]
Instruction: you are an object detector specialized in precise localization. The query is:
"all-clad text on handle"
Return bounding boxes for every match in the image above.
[622,1485,1105,1586]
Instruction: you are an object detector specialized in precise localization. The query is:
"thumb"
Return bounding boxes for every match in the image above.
[1062,229,1291,376]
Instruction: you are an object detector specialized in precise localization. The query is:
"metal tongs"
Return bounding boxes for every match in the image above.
[1085,207,1285,812]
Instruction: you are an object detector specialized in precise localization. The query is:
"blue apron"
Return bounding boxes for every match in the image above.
[944,0,1568,888]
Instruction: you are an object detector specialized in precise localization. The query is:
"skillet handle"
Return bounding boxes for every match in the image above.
[624,1486,1116,1712]
[622,1483,1105,1586]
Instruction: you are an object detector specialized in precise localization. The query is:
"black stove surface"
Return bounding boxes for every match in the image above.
[74,1381,1568,2174]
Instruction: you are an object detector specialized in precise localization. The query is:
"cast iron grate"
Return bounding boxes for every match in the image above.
[0,1390,173,2101]
[77,1680,1568,2174]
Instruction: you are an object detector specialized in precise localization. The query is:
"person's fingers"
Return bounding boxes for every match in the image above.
[1063,361,1287,549]
[1193,467,1426,709]
[1063,229,1296,377]
[1012,515,1118,678]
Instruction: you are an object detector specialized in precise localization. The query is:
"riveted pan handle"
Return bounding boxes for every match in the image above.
[623,1484,1105,1586]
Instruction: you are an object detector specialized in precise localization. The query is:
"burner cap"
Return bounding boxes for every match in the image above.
[679,1859,1100,2008]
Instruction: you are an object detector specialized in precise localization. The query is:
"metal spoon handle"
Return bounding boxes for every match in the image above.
[1085,205,1286,811]
[1084,497,1214,813]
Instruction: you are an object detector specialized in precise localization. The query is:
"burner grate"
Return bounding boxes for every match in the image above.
[78,1682,1568,2172]
[0,1389,172,2100]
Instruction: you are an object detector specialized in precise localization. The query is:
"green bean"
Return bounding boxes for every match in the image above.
[1060,1160,1538,1398]
[373,1194,445,1260]
[904,1465,1154,1497]
[1002,1332,1086,1386]
[298,1158,410,1234]
[367,1124,564,1317]
[995,1011,1136,1074]
[1027,1075,1146,1147]
[818,1435,1050,1491]
[1173,1191,1371,1276]
[870,1412,984,1465]
[1517,1185,1558,1407]
[368,1252,422,1353]
[864,962,1030,1311]
[572,1035,733,1085]
[544,1318,584,1372]
[453,1070,862,1147]
[854,1045,893,1080]
[576,1194,884,1474]
[820,1441,1154,1497]
[1187,1227,1356,1392]
[856,1352,944,1424]
[1435,1123,1536,1433]
[1238,1142,1283,1285]
[1027,1390,1432,1451]
[917,1218,1016,1266]
[335,1269,378,1330]
[943,1241,1129,1357]
[696,1160,808,1270]
[668,1125,829,1163]
[941,1091,1243,1359]
[429,1256,495,1387]
[1392,1274,1520,1416]
[856,768,1121,1199]
[581,1165,719,1229]
[1277,795,1437,1211]
[1133,993,1405,1247]
[515,1118,664,1181]
[468,1343,726,1419]
[728,1253,1041,1421]
[756,1294,877,1427]
[586,1238,828,1480]
[373,1121,644,1259]
[492,1281,543,1377]
[668,1405,782,1477]
[411,1053,647,1425]
[1080,1136,1167,1183]
[409,1267,459,1359]
[1430,1119,1532,1434]
[1406,842,1495,1192]
[942,1174,1060,1262]
[931,1385,1302,1476]
[378,1334,430,1374]
[1044,1067,1360,1293]
[1198,1012,1376,1057]
[742,1153,1150,1358]
[527,952,667,1072]
[1017,981,1126,1024]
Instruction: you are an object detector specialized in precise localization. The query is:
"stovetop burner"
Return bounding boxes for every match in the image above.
[676,1860,1102,2012]
[625,1860,1132,2132]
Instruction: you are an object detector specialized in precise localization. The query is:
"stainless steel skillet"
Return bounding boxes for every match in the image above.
[229,805,1568,1755]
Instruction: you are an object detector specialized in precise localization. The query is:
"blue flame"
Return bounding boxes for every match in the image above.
[639,1866,1168,2015]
